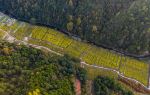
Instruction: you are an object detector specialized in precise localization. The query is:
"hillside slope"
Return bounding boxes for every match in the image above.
[0,0,150,55]
[0,12,149,88]
[0,41,81,95]
[0,41,134,95]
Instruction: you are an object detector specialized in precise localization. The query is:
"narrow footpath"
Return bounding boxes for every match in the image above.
[1,28,150,92]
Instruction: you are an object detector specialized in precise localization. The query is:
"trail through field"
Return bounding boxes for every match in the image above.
[0,29,62,56]
[81,61,150,90]
[0,28,150,91]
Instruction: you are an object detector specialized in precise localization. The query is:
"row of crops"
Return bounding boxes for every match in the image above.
[0,13,149,87]
[120,58,149,86]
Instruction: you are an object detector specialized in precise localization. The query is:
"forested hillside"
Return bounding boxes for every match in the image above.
[0,41,134,95]
[0,41,85,95]
[0,0,150,55]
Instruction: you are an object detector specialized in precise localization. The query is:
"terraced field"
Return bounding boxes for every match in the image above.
[14,24,32,40]
[0,13,149,87]
[82,46,122,69]
[120,58,149,86]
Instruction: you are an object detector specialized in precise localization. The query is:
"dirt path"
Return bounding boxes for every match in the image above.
[80,61,150,90]
[75,79,81,95]
[0,29,62,56]
[0,28,150,91]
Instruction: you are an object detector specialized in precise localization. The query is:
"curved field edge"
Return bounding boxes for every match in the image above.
[0,12,149,89]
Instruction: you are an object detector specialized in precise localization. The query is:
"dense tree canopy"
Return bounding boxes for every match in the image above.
[0,0,149,55]
[94,76,133,95]
[0,41,135,95]
[0,41,86,95]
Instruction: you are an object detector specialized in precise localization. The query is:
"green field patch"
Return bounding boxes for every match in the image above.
[0,17,16,31]
[0,16,9,23]
[120,58,149,86]
[58,36,72,48]
[14,23,32,40]
[65,40,90,57]
[31,26,48,40]
[0,16,6,22]
[82,46,121,69]
[42,30,62,46]
[39,41,64,54]
[9,21,21,32]
[84,64,118,80]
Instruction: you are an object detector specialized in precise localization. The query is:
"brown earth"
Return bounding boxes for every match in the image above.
[75,79,81,95]
[118,76,150,94]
